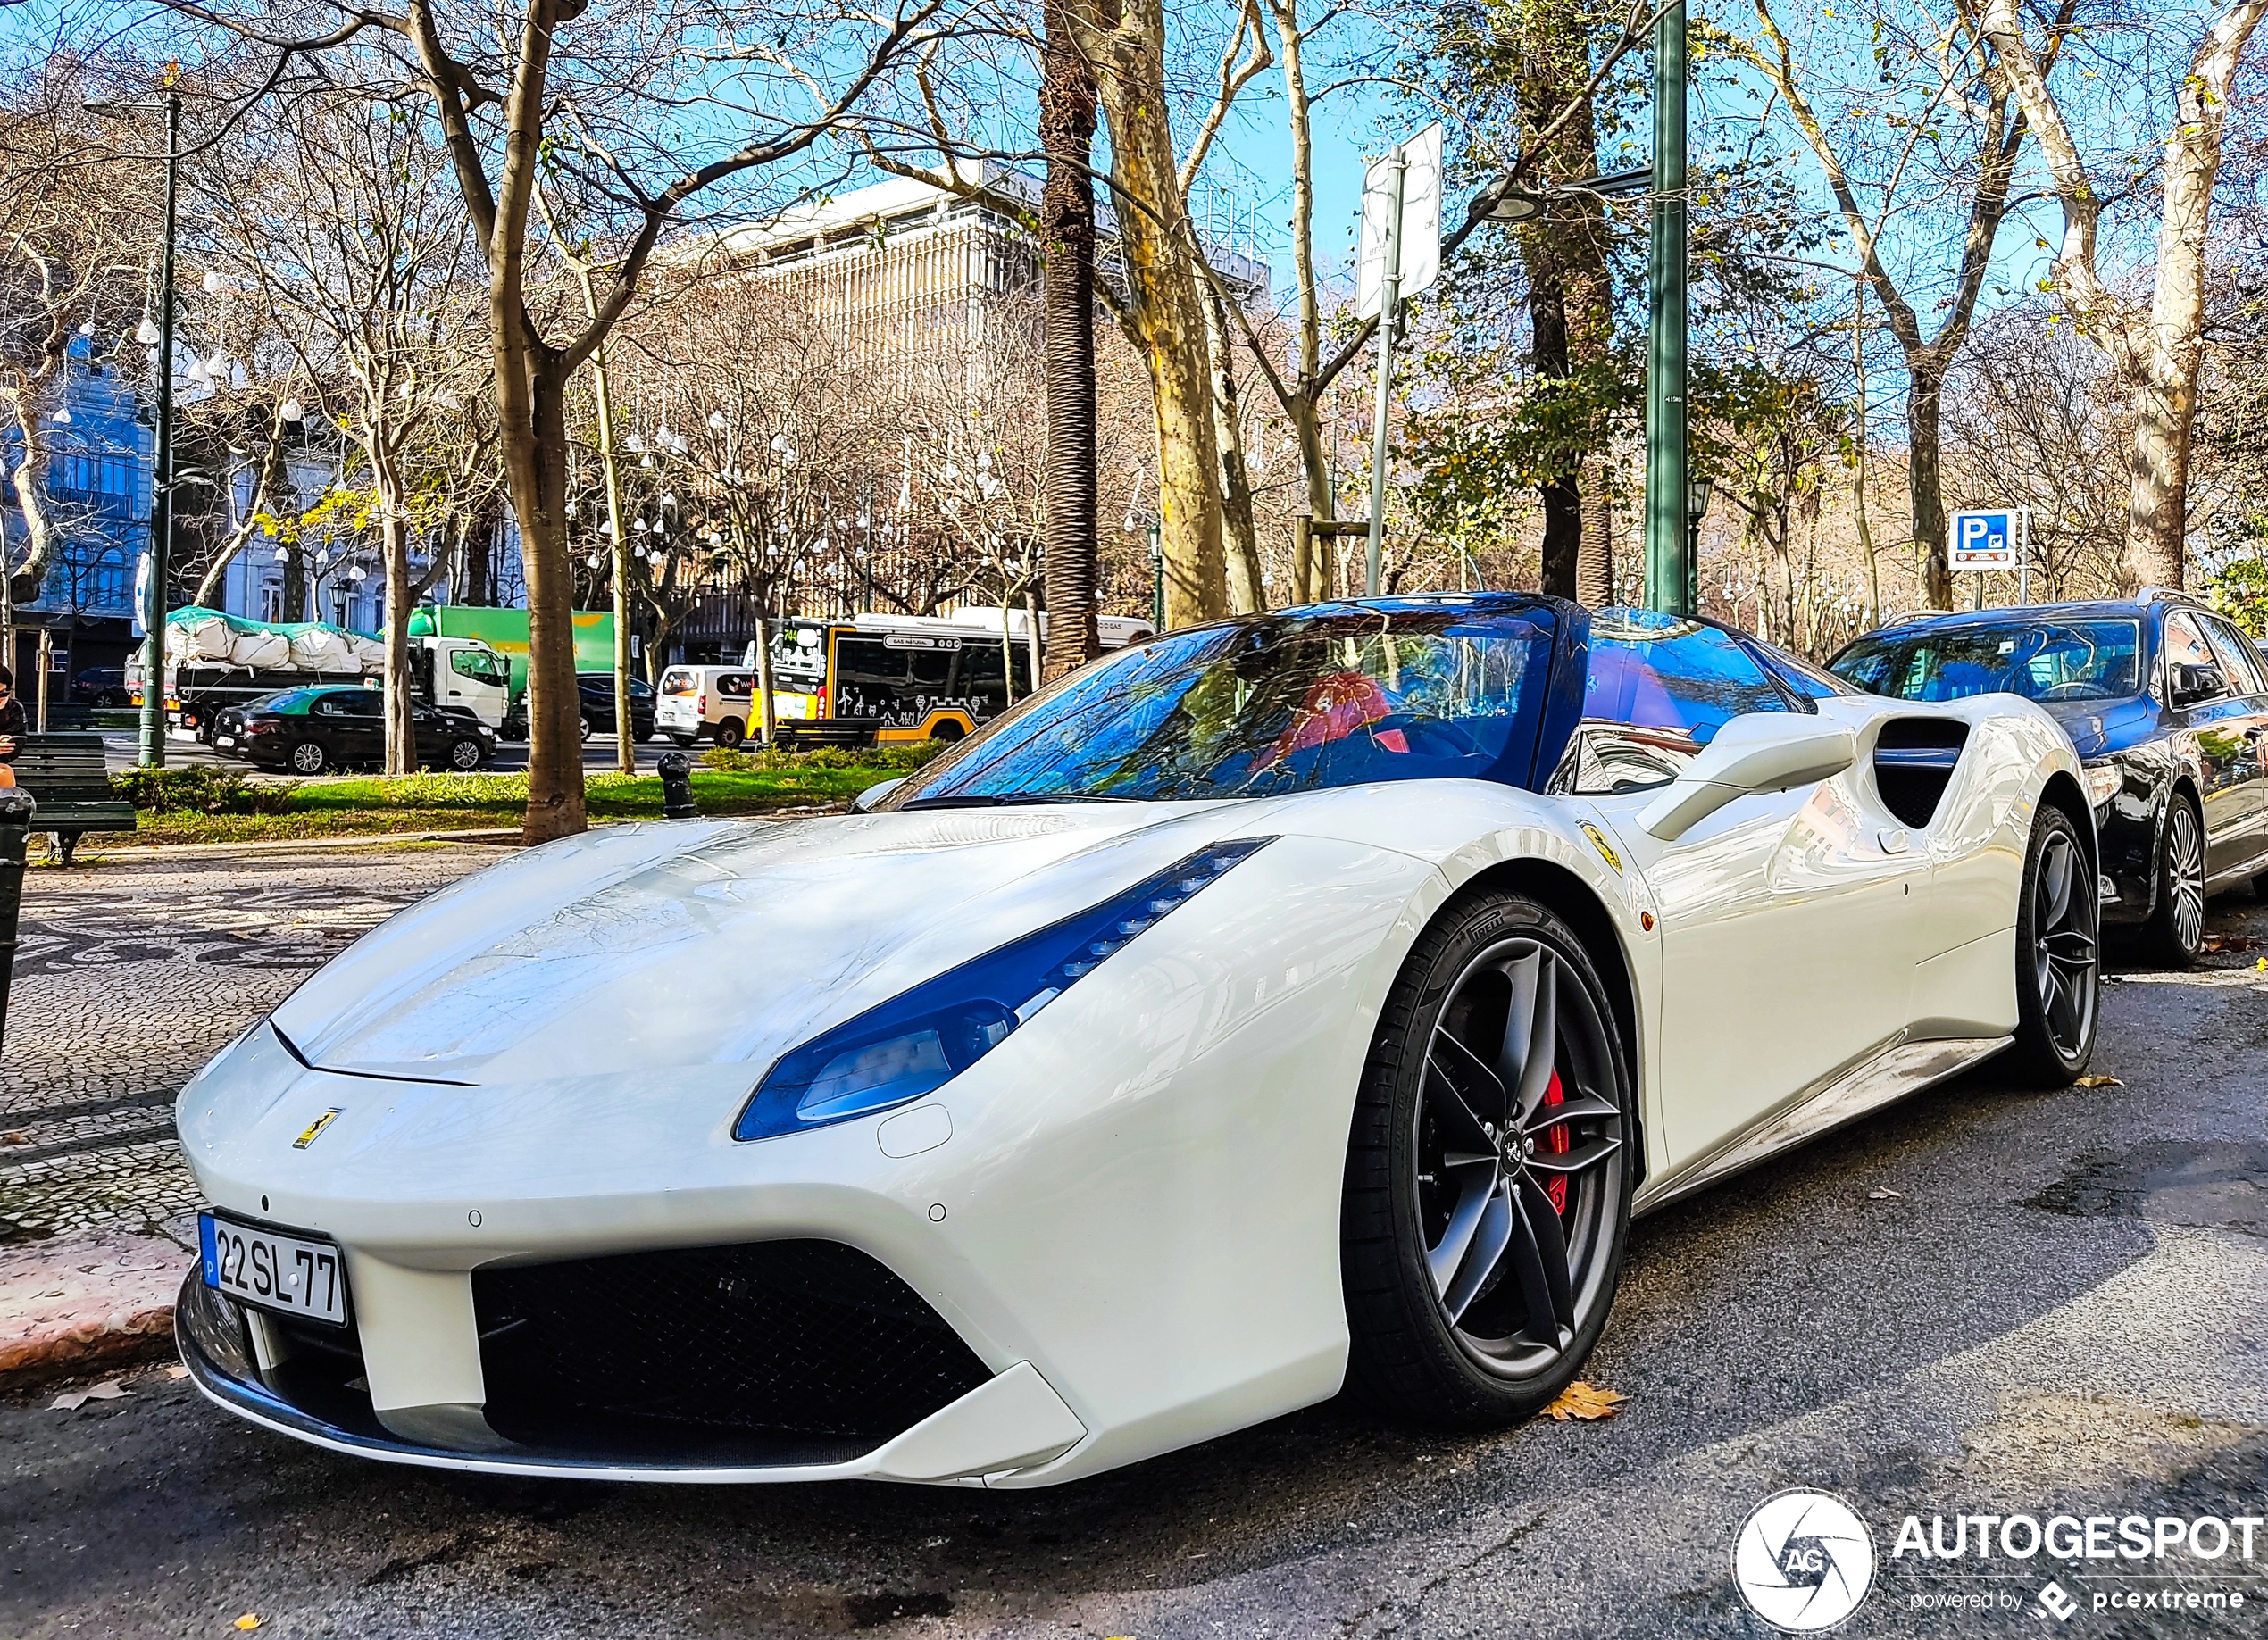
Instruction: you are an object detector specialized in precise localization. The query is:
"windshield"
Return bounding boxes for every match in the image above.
[1831,620,2142,703]
[882,602,1556,806]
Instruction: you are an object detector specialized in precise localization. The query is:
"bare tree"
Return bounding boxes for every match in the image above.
[163,0,945,837]
[1980,0,2268,587]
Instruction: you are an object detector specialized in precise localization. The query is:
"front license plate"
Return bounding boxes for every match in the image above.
[199,1211,349,1327]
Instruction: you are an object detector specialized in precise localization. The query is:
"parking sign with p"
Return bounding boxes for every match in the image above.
[1950,510,2016,570]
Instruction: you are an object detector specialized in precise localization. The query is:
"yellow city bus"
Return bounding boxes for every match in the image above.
[764,612,1154,744]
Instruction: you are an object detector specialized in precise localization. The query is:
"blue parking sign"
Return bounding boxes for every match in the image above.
[1950,510,2016,570]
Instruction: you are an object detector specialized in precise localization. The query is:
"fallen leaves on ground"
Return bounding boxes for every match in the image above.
[0,1132,28,1145]
[2202,935,2255,953]
[2075,1075,2124,1088]
[49,1381,130,1411]
[1542,1381,1627,1421]
[1867,1186,1905,1201]
[235,1616,263,1632]
[164,1364,190,1380]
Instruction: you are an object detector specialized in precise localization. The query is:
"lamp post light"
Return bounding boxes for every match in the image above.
[1686,473,1714,616]
[90,88,181,768]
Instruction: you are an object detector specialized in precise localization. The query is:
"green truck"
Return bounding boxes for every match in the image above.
[405,605,618,698]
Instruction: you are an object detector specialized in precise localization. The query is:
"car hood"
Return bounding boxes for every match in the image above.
[2034,693,2156,759]
[267,803,1247,1086]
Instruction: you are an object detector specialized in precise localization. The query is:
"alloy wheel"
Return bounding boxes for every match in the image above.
[2165,802,2205,954]
[2030,827,2098,1059]
[1414,937,1625,1380]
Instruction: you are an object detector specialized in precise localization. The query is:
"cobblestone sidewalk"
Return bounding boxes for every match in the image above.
[1,843,504,1239]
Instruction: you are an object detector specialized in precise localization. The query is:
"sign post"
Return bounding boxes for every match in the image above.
[1356,123,1442,597]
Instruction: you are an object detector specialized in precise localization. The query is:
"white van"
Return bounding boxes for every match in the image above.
[655,664,759,748]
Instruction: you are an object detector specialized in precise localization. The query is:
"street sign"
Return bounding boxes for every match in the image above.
[1949,509,2019,570]
[1357,123,1441,320]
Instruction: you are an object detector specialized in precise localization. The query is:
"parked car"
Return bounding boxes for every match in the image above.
[177,598,2097,1486]
[1830,590,2268,964]
[575,672,655,743]
[209,685,496,776]
[71,666,129,707]
[655,665,757,748]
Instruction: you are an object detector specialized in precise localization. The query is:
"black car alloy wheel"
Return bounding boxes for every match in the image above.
[2143,795,2206,966]
[1344,890,1632,1424]
[2010,805,2099,1085]
[288,740,327,776]
[448,737,484,771]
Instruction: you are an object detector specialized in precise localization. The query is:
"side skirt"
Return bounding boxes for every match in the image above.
[1632,1034,2011,1216]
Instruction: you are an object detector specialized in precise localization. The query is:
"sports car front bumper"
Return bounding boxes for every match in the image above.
[174,832,1439,1486]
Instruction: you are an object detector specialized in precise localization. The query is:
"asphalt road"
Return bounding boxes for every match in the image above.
[4,897,2264,1638]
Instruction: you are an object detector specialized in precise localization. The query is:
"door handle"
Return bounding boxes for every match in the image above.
[1879,828,1912,854]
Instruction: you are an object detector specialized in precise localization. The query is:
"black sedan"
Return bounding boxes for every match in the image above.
[1830,592,2268,964]
[209,685,496,776]
[72,666,129,706]
[575,672,656,742]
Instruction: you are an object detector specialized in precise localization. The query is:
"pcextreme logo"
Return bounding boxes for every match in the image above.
[1734,1489,1878,1632]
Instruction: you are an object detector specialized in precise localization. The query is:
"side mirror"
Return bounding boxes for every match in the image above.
[2169,662,2227,710]
[1638,714,1857,841]
[852,777,905,814]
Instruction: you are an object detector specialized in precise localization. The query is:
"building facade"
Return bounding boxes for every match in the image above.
[4,337,154,693]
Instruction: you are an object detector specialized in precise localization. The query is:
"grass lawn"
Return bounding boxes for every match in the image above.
[87,764,904,849]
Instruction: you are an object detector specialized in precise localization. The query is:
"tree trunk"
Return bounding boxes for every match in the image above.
[6,398,54,619]
[1207,287,1265,612]
[1039,0,1105,681]
[2122,57,2235,588]
[1908,362,1954,610]
[1576,455,1613,605]
[379,475,416,777]
[504,352,586,842]
[1088,0,1228,628]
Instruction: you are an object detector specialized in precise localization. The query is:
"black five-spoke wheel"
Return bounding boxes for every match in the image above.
[1344,890,1633,1424]
[2011,804,2100,1086]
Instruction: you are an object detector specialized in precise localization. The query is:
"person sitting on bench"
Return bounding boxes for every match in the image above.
[0,666,21,788]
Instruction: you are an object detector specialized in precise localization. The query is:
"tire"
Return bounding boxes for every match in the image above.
[930,720,965,743]
[446,737,485,772]
[714,717,746,750]
[2007,805,2100,1086]
[668,733,696,749]
[287,740,328,777]
[579,715,594,744]
[2138,792,2205,967]
[1341,888,1634,1427]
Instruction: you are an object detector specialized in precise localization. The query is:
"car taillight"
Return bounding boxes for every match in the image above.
[697,693,707,714]
[817,685,828,717]
[247,720,279,735]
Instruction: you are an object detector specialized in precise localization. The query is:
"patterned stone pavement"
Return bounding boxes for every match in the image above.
[0,844,505,1238]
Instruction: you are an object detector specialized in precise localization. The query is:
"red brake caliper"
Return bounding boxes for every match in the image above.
[1542,1070,1572,1213]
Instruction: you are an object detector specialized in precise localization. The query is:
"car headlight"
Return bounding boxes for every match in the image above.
[732,837,1274,1142]
[2083,761,2122,808]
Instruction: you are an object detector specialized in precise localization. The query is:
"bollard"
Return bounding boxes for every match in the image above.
[0,787,36,1053]
[656,752,696,820]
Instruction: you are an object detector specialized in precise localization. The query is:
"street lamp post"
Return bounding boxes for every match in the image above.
[1643,2,1691,618]
[92,90,181,768]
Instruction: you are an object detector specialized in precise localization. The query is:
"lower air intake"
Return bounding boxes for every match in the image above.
[473,1239,992,1461]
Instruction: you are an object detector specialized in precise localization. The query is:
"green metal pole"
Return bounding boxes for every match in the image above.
[137,90,180,769]
[1644,4,1689,618]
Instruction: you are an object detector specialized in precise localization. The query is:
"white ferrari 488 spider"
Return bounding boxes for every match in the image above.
[176,598,2100,1487]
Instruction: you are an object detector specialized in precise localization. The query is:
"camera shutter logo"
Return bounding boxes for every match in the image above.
[1733,1489,1876,1631]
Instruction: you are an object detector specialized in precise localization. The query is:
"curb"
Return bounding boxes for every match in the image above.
[63,828,527,861]
[0,1227,195,1394]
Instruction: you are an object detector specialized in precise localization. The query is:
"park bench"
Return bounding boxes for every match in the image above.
[7,734,134,865]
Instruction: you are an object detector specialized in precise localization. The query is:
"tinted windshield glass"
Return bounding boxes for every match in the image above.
[1831,620,2141,702]
[1583,610,1790,740]
[885,602,1556,805]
